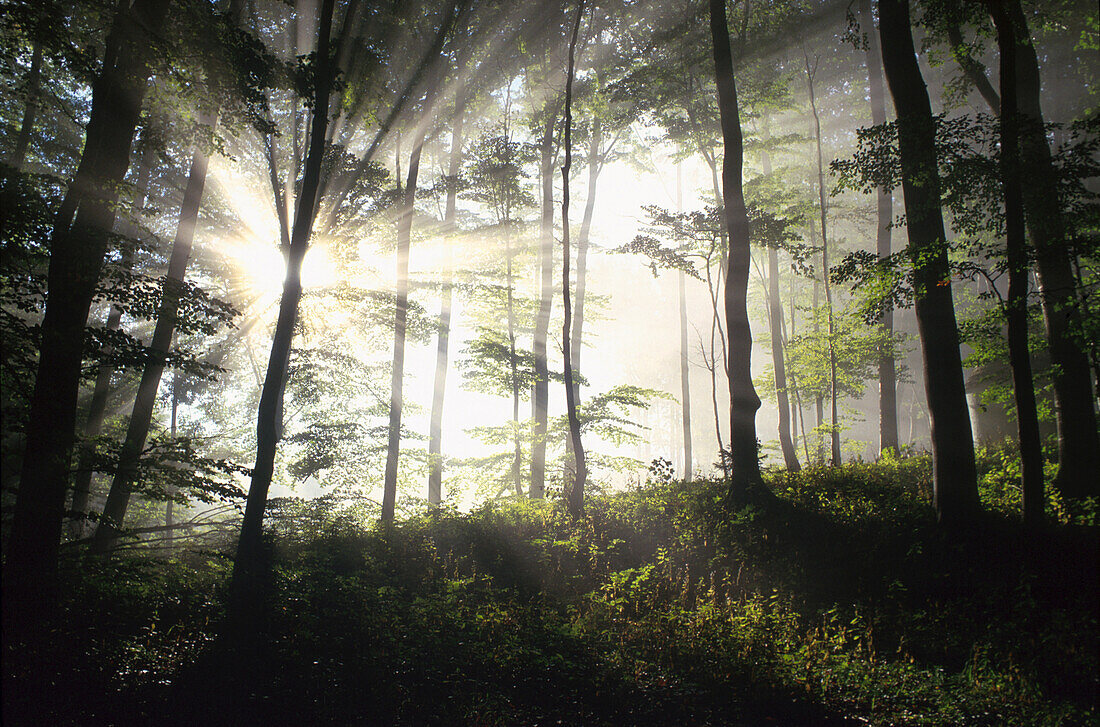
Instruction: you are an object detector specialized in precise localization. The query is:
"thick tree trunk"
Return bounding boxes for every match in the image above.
[92,118,214,552]
[1005,0,1098,500]
[232,0,336,621]
[710,0,763,503]
[69,142,157,536]
[989,0,1044,526]
[562,0,586,518]
[3,0,170,633]
[382,129,426,524]
[878,0,979,526]
[427,112,463,506]
[860,0,899,455]
[805,56,841,467]
[530,111,555,500]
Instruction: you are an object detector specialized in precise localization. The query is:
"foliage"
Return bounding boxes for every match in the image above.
[28,459,1097,726]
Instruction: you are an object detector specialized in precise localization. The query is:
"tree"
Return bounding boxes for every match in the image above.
[427,110,464,506]
[562,0,586,517]
[877,0,979,526]
[804,49,841,467]
[382,118,430,525]
[858,0,899,456]
[231,0,337,625]
[4,0,172,633]
[987,0,1043,526]
[1002,0,1098,501]
[710,0,763,503]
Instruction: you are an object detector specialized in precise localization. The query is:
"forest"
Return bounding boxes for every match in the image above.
[1,0,1097,723]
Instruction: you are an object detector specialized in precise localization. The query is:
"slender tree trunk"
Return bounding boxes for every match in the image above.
[382,125,427,525]
[93,113,215,552]
[809,225,824,462]
[989,0,1044,526]
[945,22,1001,113]
[530,110,555,500]
[166,372,179,528]
[69,142,157,536]
[760,141,798,471]
[507,236,522,497]
[562,0,586,518]
[9,39,42,170]
[569,117,600,399]
[1005,0,1098,500]
[710,0,763,503]
[231,0,336,623]
[4,0,170,634]
[805,54,841,466]
[566,115,602,483]
[674,164,694,482]
[860,0,899,456]
[878,0,979,526]
[427,111,463,506]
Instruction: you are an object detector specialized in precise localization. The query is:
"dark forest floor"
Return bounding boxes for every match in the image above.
[4,451,1098,725]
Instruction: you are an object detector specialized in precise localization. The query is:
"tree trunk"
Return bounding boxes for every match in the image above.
[989,0,1044,526]
[674,164,694,481]
[231,0,336,623]
[166,372,179,528]
[4,0,170,633]
[566,115,602,483]
[92,114,215,552]
[805,54,841,467]
[562,0,586,518]
[427,111,463,506]
[860,0,899,455]
[69,141,157,537]
[530,110,555,500]
[1005,0,1098,501]
[507,236,523,497]
[9,38,42,170]
[710,0,763,503]
[760,141,799,471]
[878,0,979,526]
[382,126,427,524]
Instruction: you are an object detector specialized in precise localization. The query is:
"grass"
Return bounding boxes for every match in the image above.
[7,450,1097,725]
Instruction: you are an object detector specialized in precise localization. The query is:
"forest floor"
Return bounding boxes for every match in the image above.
[5,449,1098,726]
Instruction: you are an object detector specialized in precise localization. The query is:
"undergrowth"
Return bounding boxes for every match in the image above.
[14,452,1098,726]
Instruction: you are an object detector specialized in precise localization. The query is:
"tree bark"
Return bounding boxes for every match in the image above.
[710,0,763,503]
[805,53,841,467]
[566,114,602,482]
[231,0,336,620]
[427,110,464,506]
[562,0,586,518]
[92,114,214,552]
[673,164,695,482]
[1005,0,1098,500]
[878,0,980,526]
[860,0,899,455]
[4,0,170,633]
[69,141,157,537]
[382,123,427,524]
[989,0,1044,526]
[760,138,799,471]
[945,22,1001,113]
[9,38,42,170]
[530,109,555,500]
